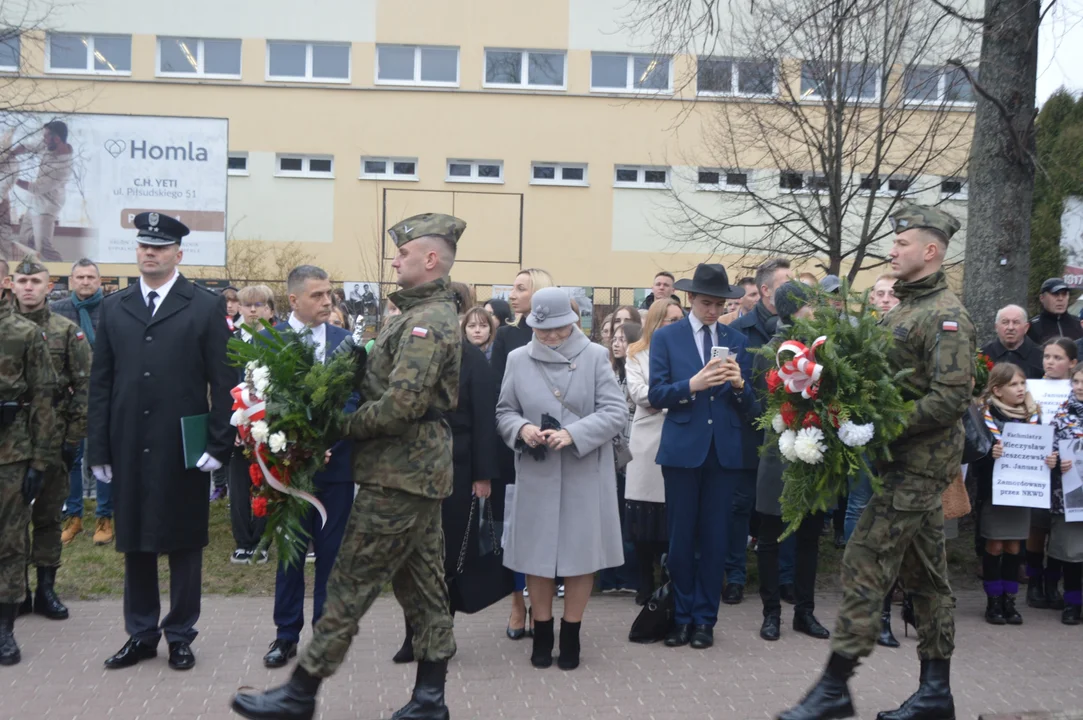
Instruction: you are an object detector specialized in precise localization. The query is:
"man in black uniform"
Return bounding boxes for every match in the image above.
[1028,278,1082,343]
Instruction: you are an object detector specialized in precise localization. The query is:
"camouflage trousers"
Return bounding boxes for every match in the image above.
[29,461,68,568]
[0,462,30,604]
[298,485,455,678]
[831,488,955,660]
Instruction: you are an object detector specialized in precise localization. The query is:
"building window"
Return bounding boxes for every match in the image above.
[904,65,976,104]
[227,152,249,176]
[0,34,20,71]
[779,171,829,193]
[887,176,913,194]
[697,168,749,191]
[446,159,503,184]
[267,41,350,82]
[275,154,334,178]
[940,177,968,200]
[360,156,419,181]
[158,37,241,78]
[484,49,566,88]
[377,45,459,86]
[530,162,588,187]
[591,53,671,93]
[800,61,878,101]
[47,33,131,74]
[614,165,670,189]
[697,57,775,96]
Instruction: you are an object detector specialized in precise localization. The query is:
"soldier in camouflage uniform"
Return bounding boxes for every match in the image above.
[232,212,465,720]
[11,255,91,621]
[780,205,975,720]
[0,267,57,665]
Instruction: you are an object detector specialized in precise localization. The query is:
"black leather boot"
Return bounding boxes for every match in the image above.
[390,660,450,720]
[1001,594,1022,625]
[34,566,69,620]
[877,593,900,648]
[0,603,20,666]
[875,658,955,720]
[230,665,321,720]
[531,618,555,668]
[393,616,415,664]
[557,619,581,670]
[777,652,857,720]
[1026,577,1048,608]
[984,595,1005,625]
[901,593,916,636]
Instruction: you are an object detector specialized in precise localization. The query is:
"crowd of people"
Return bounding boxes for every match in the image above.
[1,199,1080,720]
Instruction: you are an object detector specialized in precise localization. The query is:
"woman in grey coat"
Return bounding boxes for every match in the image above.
[497,286,627,671]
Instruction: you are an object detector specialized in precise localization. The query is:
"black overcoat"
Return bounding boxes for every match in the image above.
[86,274,235,553]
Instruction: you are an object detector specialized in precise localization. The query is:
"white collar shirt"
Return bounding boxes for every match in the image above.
[139,271,180,316]
[288,313,326,364]
[688,312,718,364]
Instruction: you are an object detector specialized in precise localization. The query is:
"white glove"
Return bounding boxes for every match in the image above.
[91,465,113,483]
[196,452,223,473]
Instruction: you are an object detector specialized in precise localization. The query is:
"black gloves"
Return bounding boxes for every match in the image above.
[22,467,44,505]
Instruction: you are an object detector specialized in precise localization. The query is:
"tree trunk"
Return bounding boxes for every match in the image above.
[962,0,1040,343]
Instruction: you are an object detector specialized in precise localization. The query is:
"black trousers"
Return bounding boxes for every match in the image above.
[228,449,265,551]
[123,549,202,645]
[758,511,823,617]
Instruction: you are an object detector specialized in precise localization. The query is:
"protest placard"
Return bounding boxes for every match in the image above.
[1063,440,1083,523]
[992,423,1053,509]
[1027,379,1072,424]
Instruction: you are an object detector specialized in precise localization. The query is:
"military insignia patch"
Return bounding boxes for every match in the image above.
[75,330,85,340]
[149,211,160,227]
[893,326,909,341]
[942,321,958,332]
[411,327,429,338]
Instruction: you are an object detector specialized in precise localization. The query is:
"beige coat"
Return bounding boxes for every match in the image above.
[623,349,666,504]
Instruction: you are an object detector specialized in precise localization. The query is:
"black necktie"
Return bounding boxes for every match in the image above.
[147,290,159,316]
[701,324,712,366]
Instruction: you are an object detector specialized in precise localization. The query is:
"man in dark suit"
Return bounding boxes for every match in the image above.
[983,304,1044,380]
[87,212,235,671]
[261,264,356,669]
[648,263,760,649]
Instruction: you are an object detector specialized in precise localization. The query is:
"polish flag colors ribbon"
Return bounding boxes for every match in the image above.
[776,336,828,400]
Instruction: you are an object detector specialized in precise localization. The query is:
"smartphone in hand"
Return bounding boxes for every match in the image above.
[710,346,730,363]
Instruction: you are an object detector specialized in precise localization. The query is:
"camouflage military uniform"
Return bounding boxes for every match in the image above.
[17,303,90,568]
[298,215,463,679]
[832,268,975,661]
[0,291,57,604]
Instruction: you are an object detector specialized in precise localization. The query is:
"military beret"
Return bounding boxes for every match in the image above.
[888,204,961,242]
[134,211,190,246]
[387,213,466,249]
[13,253,47,275]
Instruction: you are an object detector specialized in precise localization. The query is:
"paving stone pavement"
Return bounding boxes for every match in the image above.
[3,590,1080,719]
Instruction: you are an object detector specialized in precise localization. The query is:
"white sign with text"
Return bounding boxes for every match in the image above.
[1063,441,1083,522]
[1027,379,1072,425]
[992,423,1053,509]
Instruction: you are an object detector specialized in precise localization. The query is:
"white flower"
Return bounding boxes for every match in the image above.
[778,430,799,462]
[839,420,875,448]
[245,361,258,374]
[794,427,827,464]
[772,413,787,433]
[250,421,270,444]
[253,374,271,394]
[230,409,248,427]
[268,432,288,454]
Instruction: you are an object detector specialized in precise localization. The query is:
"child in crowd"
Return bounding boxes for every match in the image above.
[1048,360,1083,625]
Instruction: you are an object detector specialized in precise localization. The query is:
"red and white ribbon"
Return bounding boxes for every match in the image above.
[252,440,327,529]
[776,336,827,400]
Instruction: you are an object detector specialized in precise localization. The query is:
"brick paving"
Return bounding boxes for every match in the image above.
[4,590,1081,719]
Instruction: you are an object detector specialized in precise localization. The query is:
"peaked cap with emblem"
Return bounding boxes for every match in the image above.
[888,204,961,242]
[134,211,190,246]
[13,253,48,275]
[387,213,466,249]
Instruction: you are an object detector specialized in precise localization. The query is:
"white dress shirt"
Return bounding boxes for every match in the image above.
[288,313,326,364]
[139,270,180,316]
[688,312,719,364]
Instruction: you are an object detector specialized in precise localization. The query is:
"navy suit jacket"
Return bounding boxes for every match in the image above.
[648,316,760,470]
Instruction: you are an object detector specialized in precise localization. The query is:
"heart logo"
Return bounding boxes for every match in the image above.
[104,139,126,158]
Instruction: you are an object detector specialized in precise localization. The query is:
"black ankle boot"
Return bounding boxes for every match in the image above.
[230,665,321,719]
[390,660,450,720]
[1026,577,1049,608]
[901,593,916,635]
[0,604,20,666]
[34,566,69,620]
[984,595,1006,625]
[557,619,581,670]
[393,617,415,664]
[777,652,857,720]
[1001,594,1022,625]
[531,618,555,668]
[877,593,899,648]
[875,658,955,720]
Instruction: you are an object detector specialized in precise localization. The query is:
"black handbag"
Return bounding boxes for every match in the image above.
[448,497,516,615]
[961,402,993,464]
[628,556,675,643]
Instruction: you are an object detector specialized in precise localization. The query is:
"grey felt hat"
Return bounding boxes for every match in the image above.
[526,287,579,330]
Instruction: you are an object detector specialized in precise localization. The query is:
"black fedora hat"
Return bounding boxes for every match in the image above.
[673,263,744,299]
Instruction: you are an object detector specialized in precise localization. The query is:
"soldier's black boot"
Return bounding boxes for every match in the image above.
[0,603,20,666]
[393,616,415,664]
[877,593,900,648]
[777,652,857,720]
[34,566,69,620]
[875,658,955,720]
[389,660,450,720]
[230,665,321,720]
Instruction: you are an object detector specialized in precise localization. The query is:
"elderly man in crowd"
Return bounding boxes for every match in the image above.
[1028,278,1081,343]
[983,305,1044,380]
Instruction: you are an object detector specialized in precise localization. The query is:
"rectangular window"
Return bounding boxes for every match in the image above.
[445,159,503,184]
[904,65,976,104]
[360,156,419,181]
[614,165,670,189]
[591,53,671,93]
[159,37,242,78]
[377,45,459,86]
[697,167,749,191]
[887,177,913,193]
[227,152,248,176]
[484,49,566,88]
[275,154,334,178]
[697,57,775,96]
[779,171,829,193]
[940,177,968,200]
[267,41,350,82]
[859,175,881,193]
[800,61,878,101]
[0,33,20,71]
[530,161,588,187]
[47,33,131,74]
